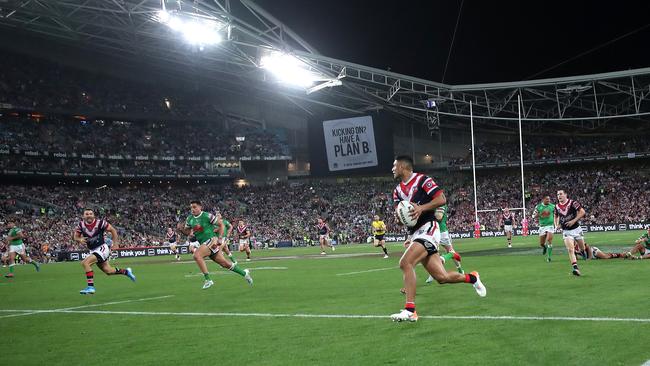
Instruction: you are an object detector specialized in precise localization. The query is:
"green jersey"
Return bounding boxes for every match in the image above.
[435,205,449,233]
[184,211,218,244]
[8,227,24,246]
[221,219,232,238]
[639,233,650,249]
[535,203,555,227]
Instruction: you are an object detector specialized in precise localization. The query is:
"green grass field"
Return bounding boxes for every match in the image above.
[2,231,650,366]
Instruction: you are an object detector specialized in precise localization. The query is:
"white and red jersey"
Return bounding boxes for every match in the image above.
[317,222,329,235]
[501,212,514,226]
[392,172,443,233]
[75,219,109,250]
[237,224,251,239]
[555,199,583,230]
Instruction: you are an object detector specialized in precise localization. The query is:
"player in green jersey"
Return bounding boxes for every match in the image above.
[215,212,237,264]
[625,228,650,259]
[532,195,556,262]
[425,205,463,284]
[177,200,252,289]
[4,221,40,278]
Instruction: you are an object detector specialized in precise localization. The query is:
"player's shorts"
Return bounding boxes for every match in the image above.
[188,241,200,250]
[503,225,513,233]
[90,244,111,263]
[169,243,178,251]
[562,227,584,241]
[8,244,26,254]
[538,225,555,236]
[591,246,601,259]
[439,231,452,247]
[411,221,441,256]
[239,239,250,249]
[201,238,220,255]
[374,234,385,242]
[319,234,328,241]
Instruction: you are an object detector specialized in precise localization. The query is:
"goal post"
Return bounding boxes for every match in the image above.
[471,97,527,229]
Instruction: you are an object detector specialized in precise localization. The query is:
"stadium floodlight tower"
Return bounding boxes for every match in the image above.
[259,49,343,93]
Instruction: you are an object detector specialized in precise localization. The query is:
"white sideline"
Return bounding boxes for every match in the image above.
[0,309,649,323]
[642,360,650,366]
[336,267,397,276]
[0,295,174,319]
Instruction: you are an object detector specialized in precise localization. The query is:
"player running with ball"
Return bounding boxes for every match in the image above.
[390,156,485,322]
[178,201,252,289]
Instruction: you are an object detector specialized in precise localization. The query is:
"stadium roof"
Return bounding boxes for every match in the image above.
[1,0,649,134]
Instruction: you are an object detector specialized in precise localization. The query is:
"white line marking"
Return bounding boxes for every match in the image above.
[0,309,649,323]
[642,360,650,366]
[0,295,174,319]
[336,267,397,276]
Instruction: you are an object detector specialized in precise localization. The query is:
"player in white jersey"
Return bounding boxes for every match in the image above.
[390,155,486,322]
[554,190,586,276]
[164,227,181,261]
[236,220,252,261]
[499,208,516,248]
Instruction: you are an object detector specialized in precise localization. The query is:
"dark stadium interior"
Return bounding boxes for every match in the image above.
[1,1,650,365]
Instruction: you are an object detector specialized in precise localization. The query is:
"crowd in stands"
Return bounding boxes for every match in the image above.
[0,52,217,118]
[2,162,649,261]
[0,117,290,158]
[450,135,649,165]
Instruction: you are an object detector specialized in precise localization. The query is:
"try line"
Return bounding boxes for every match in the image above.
[0,309,649,323]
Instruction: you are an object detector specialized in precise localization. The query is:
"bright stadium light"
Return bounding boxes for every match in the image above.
[260,51,322,87]
[157,11,223,47]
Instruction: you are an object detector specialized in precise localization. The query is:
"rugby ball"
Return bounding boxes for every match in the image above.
[396,201,417,227]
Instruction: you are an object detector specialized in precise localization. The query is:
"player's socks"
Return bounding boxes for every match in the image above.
[111,267,127,276]
[547,244,553,261]
[404,301,415,313]
[542,243,547,255]
[203,273,211,281]
[464,273,478,284]
[86,271,94,286]
[229,263,246,277]
[571,262,581,276]
[610,253,622,258]
[9,264,15,273]
[382,247,388,255]
[31,261,40,271]
[441,252,454,262]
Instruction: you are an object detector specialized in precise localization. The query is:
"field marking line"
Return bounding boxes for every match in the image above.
[0,295,174,319]
[0,309,649,323]
[642,360,650,366]
[336,267,398,276]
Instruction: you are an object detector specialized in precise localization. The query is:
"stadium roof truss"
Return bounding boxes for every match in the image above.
[1,0,649,133]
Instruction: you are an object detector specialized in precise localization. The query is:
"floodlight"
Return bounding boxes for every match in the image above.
[260,52,320,87]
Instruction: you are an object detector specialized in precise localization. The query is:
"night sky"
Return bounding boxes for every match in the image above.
[257,0,650,84]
